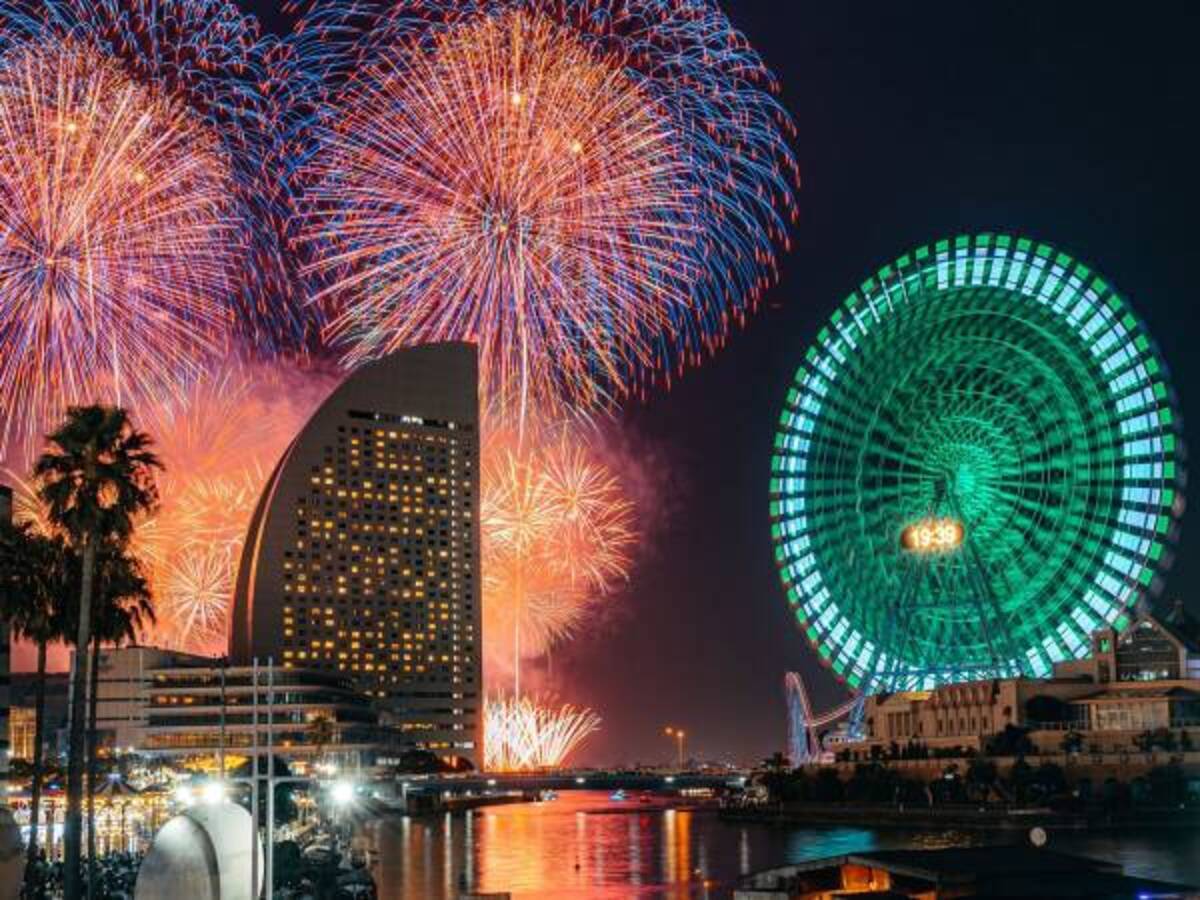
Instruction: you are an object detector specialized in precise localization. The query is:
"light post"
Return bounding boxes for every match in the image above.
[664,727,685,770]
[329,779,356,845]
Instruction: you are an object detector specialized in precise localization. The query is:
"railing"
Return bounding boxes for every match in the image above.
[1026,719,1200,731]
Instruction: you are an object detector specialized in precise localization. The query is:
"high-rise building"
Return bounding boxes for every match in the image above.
[230,343,482,767]
[1,483,12,774]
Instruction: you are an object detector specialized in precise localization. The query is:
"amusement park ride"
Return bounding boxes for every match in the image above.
[772,234,1186,765]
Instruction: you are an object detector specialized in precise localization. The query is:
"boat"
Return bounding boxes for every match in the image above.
[609,789,627,802]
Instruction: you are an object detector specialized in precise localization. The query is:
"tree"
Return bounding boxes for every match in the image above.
[1146,764,1187,807]
[1032,762,1067,800]
[0,521,70,881]
[760,751,790,772]
[395,749,452,775]
[232,756,299,828]
[1061,730,1084,755]
[83,546,153,891]
[810,768,844,802]
[272,840,304,890]
[35,405,160,899]
[1007,756,1035,805]
[844,763,910,804]
[966,758,998,802]
[309,714,337,765]
[985,724,1034,757]
[933,764,968,805]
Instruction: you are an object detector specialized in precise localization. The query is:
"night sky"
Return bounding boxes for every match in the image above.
[248,2,1200,765]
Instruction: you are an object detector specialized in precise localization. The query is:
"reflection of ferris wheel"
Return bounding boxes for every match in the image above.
[771,234,1185,707]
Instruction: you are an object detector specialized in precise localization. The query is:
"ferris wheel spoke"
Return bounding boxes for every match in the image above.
[771,234,1183,695]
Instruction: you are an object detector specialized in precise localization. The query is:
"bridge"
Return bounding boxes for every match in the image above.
[393,770,748,797]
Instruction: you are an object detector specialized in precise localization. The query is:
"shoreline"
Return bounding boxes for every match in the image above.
[719,802,1200,832]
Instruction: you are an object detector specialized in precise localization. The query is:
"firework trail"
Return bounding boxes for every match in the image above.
[0,39,240,459]
[1,470,53,536]
[484,694,600,771]
[0,0,313,353]
[480,417,636,686]
[289,0,798,417]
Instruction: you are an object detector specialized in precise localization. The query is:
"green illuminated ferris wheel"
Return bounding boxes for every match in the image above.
[769,234,1184,695]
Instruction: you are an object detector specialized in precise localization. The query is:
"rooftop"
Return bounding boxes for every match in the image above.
[1073,685,1200,702]
[738,847,1197,899]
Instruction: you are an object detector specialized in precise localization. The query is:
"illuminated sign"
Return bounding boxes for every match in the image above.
[901,517,964,553]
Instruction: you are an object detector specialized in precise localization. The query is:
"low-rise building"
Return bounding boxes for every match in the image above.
[77,645,393,767]
[11,671,70,759]
[1071,685,1200,733]
[736,847,1197,899]
[82,646,197,753]
[143,661,382,765]
[847,602,1200,757]
[9,706,35,761]
[868,677,1096,748]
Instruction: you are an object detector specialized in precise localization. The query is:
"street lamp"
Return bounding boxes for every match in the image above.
[664,727,685,770]
[330,781,356,807]
[201,781,226,805]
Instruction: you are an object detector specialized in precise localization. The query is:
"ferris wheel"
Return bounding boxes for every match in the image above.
[770,234,1185,697]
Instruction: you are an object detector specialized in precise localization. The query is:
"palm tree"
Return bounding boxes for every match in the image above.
[83,546,153,892]
[35,406,160,900]
[309,713,337,765]
[0,521,70,879]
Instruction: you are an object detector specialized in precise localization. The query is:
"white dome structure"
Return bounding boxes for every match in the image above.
[135,802,263,900]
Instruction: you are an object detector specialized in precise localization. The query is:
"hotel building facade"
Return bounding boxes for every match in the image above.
[230,343,482,767]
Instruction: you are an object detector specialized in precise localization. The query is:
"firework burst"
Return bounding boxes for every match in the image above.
[0,40,240,457]
[0,469,53,535]
[131,362,334,652]
[484,694,600,771]
[157,545,232,652]
[291,0,797,416]
[0,0,310,351]
[481,418,636,678]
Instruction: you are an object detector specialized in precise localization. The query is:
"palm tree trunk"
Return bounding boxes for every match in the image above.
[24,640,48,880]
[63,535,95,900]
[86,635,101,899]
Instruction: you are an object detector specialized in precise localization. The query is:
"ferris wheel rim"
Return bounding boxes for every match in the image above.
[770,233,1184,695]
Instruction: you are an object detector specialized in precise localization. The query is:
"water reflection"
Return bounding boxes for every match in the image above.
[362,790,1200,899]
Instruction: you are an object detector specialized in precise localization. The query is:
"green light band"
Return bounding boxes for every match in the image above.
[770,234,1184,693]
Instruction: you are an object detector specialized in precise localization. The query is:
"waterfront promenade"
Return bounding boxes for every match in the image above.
[721,801,1200,832]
